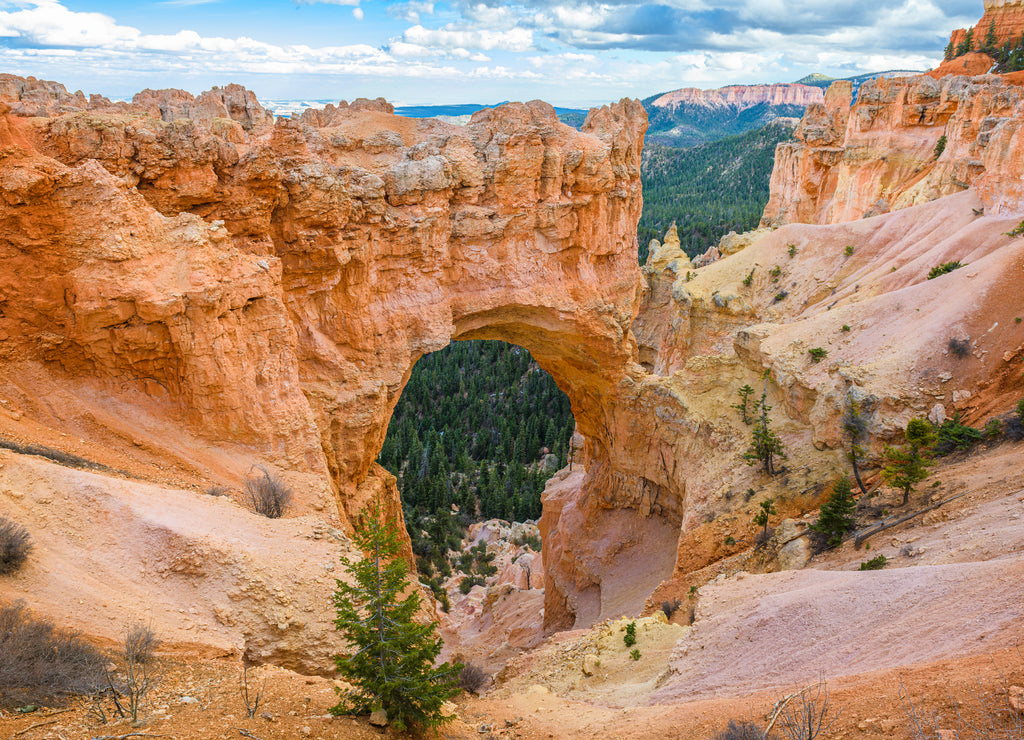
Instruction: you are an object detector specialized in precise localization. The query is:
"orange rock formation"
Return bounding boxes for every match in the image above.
[0,75,663,635]
[761,73,1024,227]
[949,0,1024,51]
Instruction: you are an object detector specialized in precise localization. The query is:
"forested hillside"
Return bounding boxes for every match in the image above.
[379,341,574,581]
[637,120,794,262]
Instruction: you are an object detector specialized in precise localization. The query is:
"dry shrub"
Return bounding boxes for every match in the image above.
[714,719,771,740]
[0,517,32,575]
[0,600,106,707]
[245,466,292,519]
[661,599,682,619]
[459,663,488,694]
[123,622,158,665]
[948,337,971,358]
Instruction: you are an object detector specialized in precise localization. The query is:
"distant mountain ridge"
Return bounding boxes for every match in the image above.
[642,72,923,147]
[642,83,817,147]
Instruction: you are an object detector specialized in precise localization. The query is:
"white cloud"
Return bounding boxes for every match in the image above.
[352,6,363,20]
[402,23,533,52]
[387,1,434,23]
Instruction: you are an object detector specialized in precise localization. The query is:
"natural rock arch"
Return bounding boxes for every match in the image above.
[0,82,681,629]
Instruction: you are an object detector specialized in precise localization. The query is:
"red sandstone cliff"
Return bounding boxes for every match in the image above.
[761,73,1024,226]
[950,0,1024,52]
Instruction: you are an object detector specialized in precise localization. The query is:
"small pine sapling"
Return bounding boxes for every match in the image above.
[753,498,776,544]
[623,621,637,648]
[731,384,756,425]
[808,347,828,363]
[858,554,887,571]
[743,391,787,475]
[743,268,755,287]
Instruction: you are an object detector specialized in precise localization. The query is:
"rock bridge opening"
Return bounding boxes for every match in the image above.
[378,336,574,614]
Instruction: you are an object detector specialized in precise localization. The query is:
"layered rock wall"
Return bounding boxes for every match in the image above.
[762,73,1024,226]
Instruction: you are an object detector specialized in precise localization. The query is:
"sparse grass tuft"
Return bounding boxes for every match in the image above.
[808,347,828,363]
[0,517,32,575]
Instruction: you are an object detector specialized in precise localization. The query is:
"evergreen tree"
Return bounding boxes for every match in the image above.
[882,418,935,506]
[810,476,857,549]
[743,392,786,475]
[331,498,462,733]
[753,497,776,542]
[843,398,869,494]
[944,40,955,61]
[984,19,998,53]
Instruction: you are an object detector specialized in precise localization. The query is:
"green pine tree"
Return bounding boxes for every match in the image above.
[984,19,998,52]
[944,40,955,61]
[753,497,777,542]
[843,397,869,494]
[331,497,462,733]
[881,418,935,506]
[743,392,787,475]
[810,476,857,548]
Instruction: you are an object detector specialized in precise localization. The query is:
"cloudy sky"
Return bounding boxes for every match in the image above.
[0,0,982,106]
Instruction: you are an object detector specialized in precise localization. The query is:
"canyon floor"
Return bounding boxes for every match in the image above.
[2,438,1021,739]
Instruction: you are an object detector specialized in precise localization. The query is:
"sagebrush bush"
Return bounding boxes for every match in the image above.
[458,663,488,694]
[123,622,158,665]
[927,260,963,280]
[0,517,32,575]
[714,719,769,740]
[245,466,292,519]
[948,337,971,358]
[0,601,106,707]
